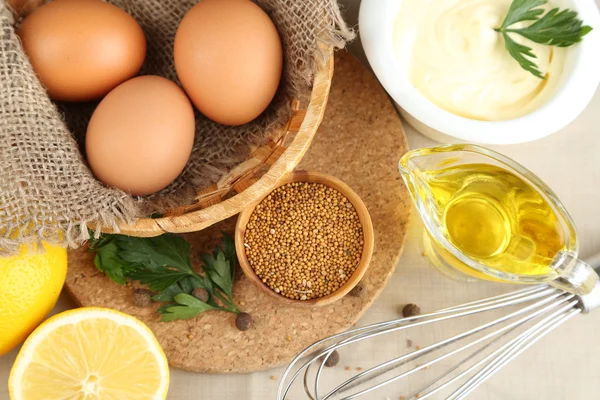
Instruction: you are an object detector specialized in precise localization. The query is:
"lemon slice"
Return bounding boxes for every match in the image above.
[9,307,169,400]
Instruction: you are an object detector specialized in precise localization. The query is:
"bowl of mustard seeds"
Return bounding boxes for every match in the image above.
[235,171,374,306]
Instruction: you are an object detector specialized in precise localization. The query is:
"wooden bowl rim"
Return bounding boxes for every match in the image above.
[234,170,375,307]
[105,48,335,237]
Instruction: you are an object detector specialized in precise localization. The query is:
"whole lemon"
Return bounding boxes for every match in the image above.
[0,243,67,356]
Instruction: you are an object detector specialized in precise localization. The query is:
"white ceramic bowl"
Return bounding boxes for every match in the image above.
[359,0,600,144]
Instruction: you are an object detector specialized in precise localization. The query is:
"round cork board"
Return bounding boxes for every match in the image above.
[65,51,411,373]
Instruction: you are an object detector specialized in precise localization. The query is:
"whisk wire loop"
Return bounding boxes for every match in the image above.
[279,286,586,400]
[333,293,576,400]
[449,305,580,400]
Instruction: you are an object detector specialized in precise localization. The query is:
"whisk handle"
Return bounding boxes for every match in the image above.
[579,253,600,314]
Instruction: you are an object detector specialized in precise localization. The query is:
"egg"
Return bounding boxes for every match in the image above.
[174,0,283,126]
[86,76,195,196]
[17,0,146,102]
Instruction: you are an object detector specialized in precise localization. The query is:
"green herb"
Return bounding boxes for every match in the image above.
[495,0,592,79]
[89,233,240,321]
[158,294,217,322]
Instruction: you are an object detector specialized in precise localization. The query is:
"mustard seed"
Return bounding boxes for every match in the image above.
[244,182,364,300]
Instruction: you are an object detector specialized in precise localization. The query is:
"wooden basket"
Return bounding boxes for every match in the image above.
[105,49,335,237]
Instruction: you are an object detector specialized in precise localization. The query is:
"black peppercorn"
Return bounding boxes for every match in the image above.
[402,303,421,318]
[235,312,253,331]
[349,282,366,298]
[320,350,340,367]
[192,287,209,302]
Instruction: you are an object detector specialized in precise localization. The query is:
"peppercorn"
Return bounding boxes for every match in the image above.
[244,182,364,300]
[402,303,421,317]
[132,288,153,307]
[235,312,253,331]
[348,282,366,298]
[320,350,340,367]
[192,287,209,302]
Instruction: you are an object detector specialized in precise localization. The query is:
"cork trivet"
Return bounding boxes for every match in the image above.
[64,51,411,373]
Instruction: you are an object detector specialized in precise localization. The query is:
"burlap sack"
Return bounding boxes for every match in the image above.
[0,0,354,254]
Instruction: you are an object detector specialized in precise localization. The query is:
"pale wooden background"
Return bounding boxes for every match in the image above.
[1,1,599,399]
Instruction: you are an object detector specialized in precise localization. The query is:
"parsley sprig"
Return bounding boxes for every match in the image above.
[89,233,240,322]
[495,0,592,79]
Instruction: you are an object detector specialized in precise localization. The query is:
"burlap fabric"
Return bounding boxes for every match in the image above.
[0,0,354,254]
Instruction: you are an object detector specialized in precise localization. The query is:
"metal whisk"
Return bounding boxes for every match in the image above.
[278,255,600,400]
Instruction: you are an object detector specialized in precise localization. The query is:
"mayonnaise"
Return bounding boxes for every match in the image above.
[394,0,566,121]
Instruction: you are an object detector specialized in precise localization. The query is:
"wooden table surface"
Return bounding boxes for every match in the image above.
[1,1,600,399]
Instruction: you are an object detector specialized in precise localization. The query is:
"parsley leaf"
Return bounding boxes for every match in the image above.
[90,233,195,291]
[127,267,192,293]
[90,235,137,285]
[117,234,193,274]
[222,233,236,282]
[158,294,217,322]
[152,281,188,303]
[152,275,215,304]
[203,251,234,299]
[495,0,592,79]
[509,8,593,46]
[498,0,546,28]
[501,33,545,79]
[89,232,240,321]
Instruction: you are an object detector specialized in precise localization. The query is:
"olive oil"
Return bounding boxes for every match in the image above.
[421,163,565,278]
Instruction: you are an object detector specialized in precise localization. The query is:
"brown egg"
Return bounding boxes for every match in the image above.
[86,76,195,196]
[174,0,283,126]
[17,0,146,102]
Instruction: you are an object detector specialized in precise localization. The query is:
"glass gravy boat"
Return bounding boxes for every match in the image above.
[399,144,598,296]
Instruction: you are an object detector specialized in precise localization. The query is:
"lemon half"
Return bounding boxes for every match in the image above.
[9,307,169,400]
[0,242,67,356]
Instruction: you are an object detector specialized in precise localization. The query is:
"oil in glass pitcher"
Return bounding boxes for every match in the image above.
[399,144,597,295]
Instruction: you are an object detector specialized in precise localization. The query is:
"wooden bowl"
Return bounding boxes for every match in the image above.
[234,171,374,307]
